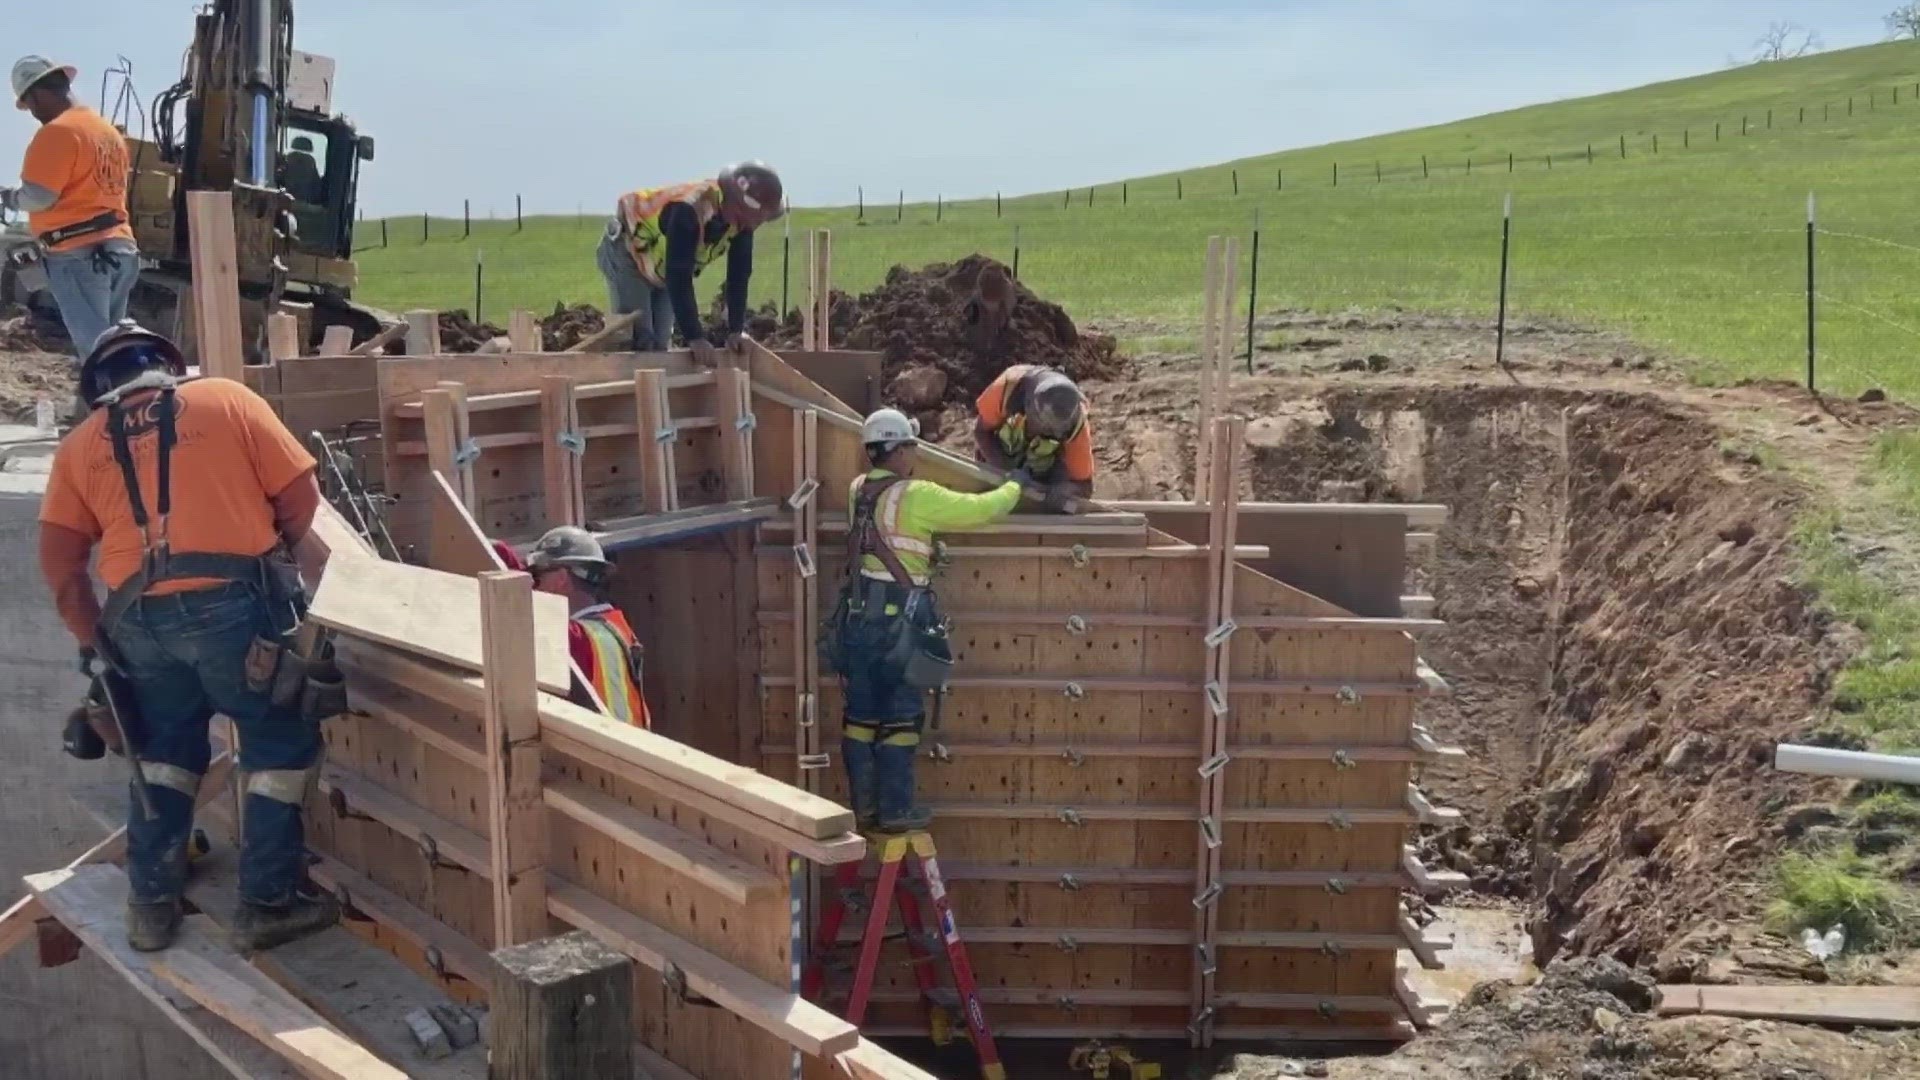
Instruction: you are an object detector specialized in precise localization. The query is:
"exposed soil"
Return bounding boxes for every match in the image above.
[423,302,610,354]
[0,349,74,422]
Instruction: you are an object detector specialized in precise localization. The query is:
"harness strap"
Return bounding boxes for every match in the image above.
[847,476,918,593]
[38,210,125,248]
[99,551,276,632]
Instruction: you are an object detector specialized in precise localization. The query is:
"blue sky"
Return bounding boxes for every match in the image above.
[4,1,1900,217]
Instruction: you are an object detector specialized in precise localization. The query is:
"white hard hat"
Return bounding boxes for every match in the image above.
[526,526,608,571]
[861,407,920,449]
[12,56,77,109]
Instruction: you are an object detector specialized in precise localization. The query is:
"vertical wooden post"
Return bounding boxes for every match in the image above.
[1194,236,1223,501]
[489,931,633,1080]
[508,309,542,353]
[801,230,818,352]
[1214,236,1240,441]
[405,310,442,356]
[186,191,245,380]
[539,376,583,528]
[813,229,833,349]
[714,365,756,501]
[480,570,547,950]
[318,324,354,356]
[265,312,301,360]
[633,369,677,513]
[1189,418,1242,1047]
[791,409,821,790]
[422,388,461,501]
[438,380,477,514]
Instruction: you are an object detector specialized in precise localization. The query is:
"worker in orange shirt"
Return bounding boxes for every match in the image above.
[971,365,1094,509]
[5,56,139,361]
[39,323,336,953]
[495,528,651,728]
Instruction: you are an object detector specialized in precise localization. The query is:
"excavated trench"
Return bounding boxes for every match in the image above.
[1234,385,1848,968]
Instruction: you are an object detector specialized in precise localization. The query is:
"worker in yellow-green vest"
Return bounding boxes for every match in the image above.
[596,163,784,363]
[827,409,1023,832]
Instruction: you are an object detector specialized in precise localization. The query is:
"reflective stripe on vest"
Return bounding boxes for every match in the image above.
[576,611,649,727]
[616,180,737,287]
[848,475,934,585]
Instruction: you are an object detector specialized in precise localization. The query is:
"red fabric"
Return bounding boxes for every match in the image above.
[492,540,527,571]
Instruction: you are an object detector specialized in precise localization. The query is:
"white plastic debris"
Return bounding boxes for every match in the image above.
[1801,924,1846,961]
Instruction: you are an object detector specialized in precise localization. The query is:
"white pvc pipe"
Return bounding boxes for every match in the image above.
[1775,743,1920,784]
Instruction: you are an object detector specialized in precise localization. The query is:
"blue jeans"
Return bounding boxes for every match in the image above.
[106,583,321,907]
[838,594,929,823]
[596,224,673,350]
[42,239,139,360]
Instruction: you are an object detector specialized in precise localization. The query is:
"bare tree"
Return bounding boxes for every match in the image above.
[1888,3,1920,39]
[1752,21,1823,61]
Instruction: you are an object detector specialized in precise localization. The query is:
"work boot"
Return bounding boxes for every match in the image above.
[231,889,340,953]
[126,897,183,952]
[877,807,934,834]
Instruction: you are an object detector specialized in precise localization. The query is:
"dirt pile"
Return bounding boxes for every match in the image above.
[764,255,1130,417]
[540,302,605,351]
[432,310,506,353]
[0,301,67,354]
[0,349,75,421]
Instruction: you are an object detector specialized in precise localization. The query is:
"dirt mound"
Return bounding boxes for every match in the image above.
[0,301,67,354]
[541,302,605,351]
[433,310,506,353]
[764,255,1131,415]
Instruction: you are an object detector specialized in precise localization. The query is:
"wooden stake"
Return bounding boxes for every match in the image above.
[791,409,820,788]
[265,312,301,360]
[437,380,477,514]
[801,230,818,352]
[508,309,542,353]
[349,322,406,357]
[318,324,354,356]
[562,311,639,354]
[539,376,583,528]
[1190,416,1243,1047]
[480,570,547,949]
[1194,237,1223,501]
[633,368,677,513]
[405,309,442,357]
[813,229,833,349]
[421,388,462,503]
[714,365,756,501]
[185,191,245,380]
[1213,237,1241,447]
[488,931,634,1080]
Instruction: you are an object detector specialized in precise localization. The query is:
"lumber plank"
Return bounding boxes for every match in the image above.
[539,375,582,528]
[634,367,677,513]
[319,324,355,356]
[25,866,303,1080]
[349,322,406,357]
[405,310,442,357]
[425,472,503,580]
[543,777,782,904]
[546,881,860,1057]
[563,310,640,353]
[1655,985,1920,1027]
[305,851,504,990]
[389,371,713,419]
[309,554,572,695]
[715,364,756,501]
[480,571,549,948]
[507,309,541,353]
[267,312,302,360]
[150,918,409,1080]
[186,191,246,380]
[436,380,477,513]
[421,388,460,499]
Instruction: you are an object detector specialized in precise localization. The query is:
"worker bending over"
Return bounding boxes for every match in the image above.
[972,365,1094,508]
[4,56,139,362]
[597,162,783,363]
[496,529,651,727]
[830,409,1022,832]
[39,324,336,952]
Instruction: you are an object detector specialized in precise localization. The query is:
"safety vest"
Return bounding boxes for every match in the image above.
[848,473,937,586]
[575,605,650,728]
[615,180,737,288]
[991,367,1080,479]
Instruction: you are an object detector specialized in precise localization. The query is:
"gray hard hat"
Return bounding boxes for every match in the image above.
[526,526,608,572]
[1027,371,1084,439]
[719,161,784,215]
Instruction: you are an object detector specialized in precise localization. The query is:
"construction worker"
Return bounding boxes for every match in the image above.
[596,162,783,362]
[496,529,651,727]
[832,409,1022,832]
[3,56,139,361]
[281,135,324,204]
[972,365,1094,508]
[38,323,336,952]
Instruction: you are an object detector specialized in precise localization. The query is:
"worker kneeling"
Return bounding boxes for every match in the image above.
[520,527,652,728]
[972,365,1094,509]
[39,324,338,953]
[829,409,1022,832]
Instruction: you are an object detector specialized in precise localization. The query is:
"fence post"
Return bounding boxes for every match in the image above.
[1848,96,1853,116]
[464,199,471,238]
[1467,156,1472,174]
[1619,134,1625,158]
[489,931,634,1080]
[1422,154,1429,179]
[1715,121,1721,141]
[898,190,904,222]
[780,214,790,320]
[515,194,523,233]
[381,219,388,248]
[474,249,484,324]
[1806,191,1816,393]
[1177,176,1183,200]
[1277,167,1283,191]
[1123,182,1128,205]
[1800,106,1805,123]
[1508,152,1514,172]
[1011,225,1021,282]
[858,186,864,222]
[1245,207,1260,373]
[1088,186,1094,208]
[1375,161,1381,183]
[423,212,429,241]
[1652,134,1658,153]
[1496,193,1513,380]
[1684,128,1690,148]
[1232,170,1239,195]
[996,191,1002,218]
[1332,162,1338,187]
[1546,154,1552,169]
[1063,189,1071,209]
[1587,143,1593,164]
[1768,108,1773,128]
[937,194,943,222]
[1742,115,1748,136]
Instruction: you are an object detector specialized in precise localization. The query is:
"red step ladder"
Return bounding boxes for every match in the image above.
[803,830,1006,1080]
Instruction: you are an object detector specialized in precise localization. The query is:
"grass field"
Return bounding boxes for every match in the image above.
[357,41,1920,395]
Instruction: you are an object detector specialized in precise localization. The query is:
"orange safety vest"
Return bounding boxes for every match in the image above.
[574,605,651,728]
[614,180,737,288]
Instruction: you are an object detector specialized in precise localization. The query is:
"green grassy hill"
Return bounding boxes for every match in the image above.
[357,40,1920,394]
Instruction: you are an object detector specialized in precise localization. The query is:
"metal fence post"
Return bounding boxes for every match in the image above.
[1496,193,1514,381]
[1245,208,1260,373]
[1806,191,1817,393]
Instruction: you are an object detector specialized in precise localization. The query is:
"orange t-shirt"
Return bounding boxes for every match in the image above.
[21,106,134,252]
[973,364,1095,483]
[40,378,316,593]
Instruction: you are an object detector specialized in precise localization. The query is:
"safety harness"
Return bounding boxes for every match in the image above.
[830,476,954,739]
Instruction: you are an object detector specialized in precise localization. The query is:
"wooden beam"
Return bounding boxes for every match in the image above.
[633,368,677,513]
[784,543,1272,561]
[489,931,634,1080]
[186,191,245,380]
[563,311,640,353]
[714,365,756,501]
[390,370,713,419]
[765,737,1448,764]
[756,673,1433,696]
[507,309,542,353]
[436,381,476,513]
[539,375,583,529]
[266,312,302,361]
[151,918,408,1080]
[755,608,1439,632]
[26,866,303,1079]
[1194,236,1221,499]
[304,851,503,989]
[309,554,574,695]
[319,324,355,356]
[348,322,406,357]
[1655,985,1920,1027]
[542,777,782,904]
[404,310,442,357]
[862,1022,1413,1043]
[589,498,779,551]
[814,229,832,347]
[482,571,549,949]
[420,388,461,500]
[424,472,500,580]
[546,882,860,1057]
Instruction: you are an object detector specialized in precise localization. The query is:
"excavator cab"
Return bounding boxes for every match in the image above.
[279,112,373,264]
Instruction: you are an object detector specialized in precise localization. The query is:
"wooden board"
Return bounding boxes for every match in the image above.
[186,191,246,378]
[308,554,572,695]
[1656,985,1920,1027]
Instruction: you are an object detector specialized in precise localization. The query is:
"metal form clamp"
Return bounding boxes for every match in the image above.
[1204,681,1229,717]
[1326,811,1353,831]
[787,478,818,509]
[1063,682,1086,700]
[1061,747,1085,768]
[1055,934,1080,953]
[1331,748,1357,770]
[1320,939,1346,959]
[1058,807,1085,828]
[1196,943,1218,977]
[927,742,953,764]
[662,963,719,1009]
[1325,877,1349,896]
[1191,882,1223,910]
[1058,873,1083,892]
[1186,1006,1215,1038]
[1065,614,1089,635]
[1198,752,1231,779]
[734,411,758,434]
[793,543,816,579]
[798,753,832,771]
[453,439,481,467]
[1204,619,1238,649]
[653,423,678,445]
[1335,685,1361,706]
[1198,815,1222,850]
[796,692,817,729]
[1069,544,1090,568]
[557,429,586,456]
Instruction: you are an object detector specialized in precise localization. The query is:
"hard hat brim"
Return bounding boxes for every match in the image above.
[15,62,77,109]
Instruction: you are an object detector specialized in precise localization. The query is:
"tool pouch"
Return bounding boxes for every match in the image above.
[63,705,106,760]
[86,669,143,755]
[299,655,349,722]
[821,592,854,678]
[885,590,954,692]
[268,636,311,711]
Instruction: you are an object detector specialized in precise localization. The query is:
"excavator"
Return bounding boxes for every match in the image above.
[4,1,384,362]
